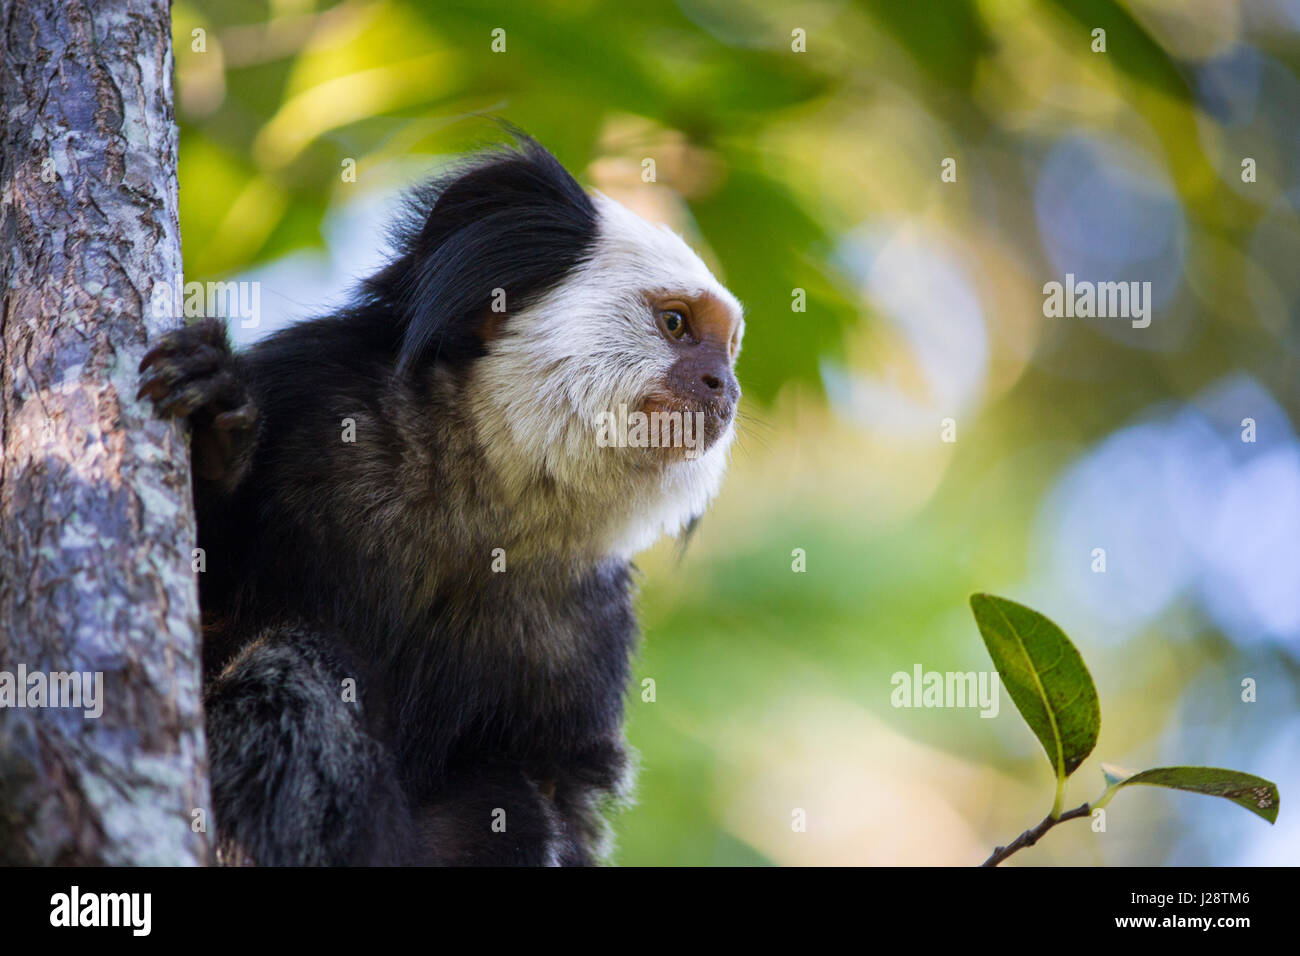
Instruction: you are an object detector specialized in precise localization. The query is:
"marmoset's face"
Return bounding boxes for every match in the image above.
[638,286,743,458]
[469,193,744,551]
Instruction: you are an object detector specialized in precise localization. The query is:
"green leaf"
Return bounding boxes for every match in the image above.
[970,594,1100,782]
[862,0,994,92]
[690,165,862,402]
[1044,0,1193,102]
[1107,766,1280,824]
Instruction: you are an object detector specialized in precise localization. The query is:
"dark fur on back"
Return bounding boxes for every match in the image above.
[143,136,635,865]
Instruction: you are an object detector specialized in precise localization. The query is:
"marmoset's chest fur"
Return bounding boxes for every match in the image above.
[195,336,640,795]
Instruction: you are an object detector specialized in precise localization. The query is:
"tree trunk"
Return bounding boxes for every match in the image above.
[0,0,209,864]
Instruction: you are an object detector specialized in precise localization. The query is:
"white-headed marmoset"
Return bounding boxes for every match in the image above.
[138,134,743,865]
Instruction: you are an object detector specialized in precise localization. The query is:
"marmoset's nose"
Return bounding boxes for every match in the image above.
[666,352,739,411]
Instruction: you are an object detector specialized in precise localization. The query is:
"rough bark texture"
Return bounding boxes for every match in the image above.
[0,0,209,864]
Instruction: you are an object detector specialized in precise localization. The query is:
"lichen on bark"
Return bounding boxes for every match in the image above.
[0,0,209,864]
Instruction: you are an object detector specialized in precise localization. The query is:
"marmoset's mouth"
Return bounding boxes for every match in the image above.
[635,392,735,460]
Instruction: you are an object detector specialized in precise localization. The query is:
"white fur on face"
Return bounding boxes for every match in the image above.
[468,192,744,559]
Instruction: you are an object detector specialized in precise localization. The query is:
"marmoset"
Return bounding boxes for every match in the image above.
[138,135,743,865]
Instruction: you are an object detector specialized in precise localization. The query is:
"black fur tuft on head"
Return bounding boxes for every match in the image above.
[364,132,598,376]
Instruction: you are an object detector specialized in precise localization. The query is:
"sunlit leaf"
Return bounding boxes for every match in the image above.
[690,165,860,402]
[862,0,993,92]
[1108,766,1280,824]
[1044,0,1192,101]
[970,593,1100,781]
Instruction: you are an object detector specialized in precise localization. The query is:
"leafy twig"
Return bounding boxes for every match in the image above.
[969,594,1279,868]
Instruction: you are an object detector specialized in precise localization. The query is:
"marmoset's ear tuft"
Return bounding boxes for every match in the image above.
[364,131,598,376]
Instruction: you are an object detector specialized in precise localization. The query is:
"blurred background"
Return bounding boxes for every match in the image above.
[173,0,1300,865]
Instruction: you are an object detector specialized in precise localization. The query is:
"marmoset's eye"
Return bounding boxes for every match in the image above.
[661,310,687,339]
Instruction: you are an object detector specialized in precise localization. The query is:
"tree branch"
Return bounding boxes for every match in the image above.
[982,802,1091,867]
[0,0,208,864]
